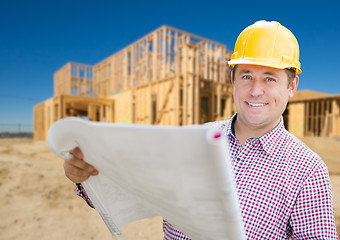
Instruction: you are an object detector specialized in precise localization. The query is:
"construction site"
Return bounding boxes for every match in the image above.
[33,25,340,141]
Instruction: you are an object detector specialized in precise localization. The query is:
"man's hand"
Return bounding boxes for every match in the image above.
[63,147,99,183]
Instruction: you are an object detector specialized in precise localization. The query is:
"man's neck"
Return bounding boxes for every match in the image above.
[233,118,280,146]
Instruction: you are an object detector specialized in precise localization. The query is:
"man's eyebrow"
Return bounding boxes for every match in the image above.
[264,72,276,76]
[239,70,252,74]
[238,70,278,76]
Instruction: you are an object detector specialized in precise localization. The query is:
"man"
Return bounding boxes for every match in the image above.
[64,21,338,239]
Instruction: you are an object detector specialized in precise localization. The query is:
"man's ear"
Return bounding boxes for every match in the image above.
[230,70,235,86]
[288,76,299,98]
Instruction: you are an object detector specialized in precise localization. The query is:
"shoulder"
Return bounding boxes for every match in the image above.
[283,131,329,178]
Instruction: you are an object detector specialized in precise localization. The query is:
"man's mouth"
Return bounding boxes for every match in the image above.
[246,102,268,107]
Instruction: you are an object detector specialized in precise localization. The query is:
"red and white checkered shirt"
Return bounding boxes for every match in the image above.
[77,114,338,239]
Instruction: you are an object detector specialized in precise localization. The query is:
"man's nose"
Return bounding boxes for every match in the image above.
[249,80,265,97]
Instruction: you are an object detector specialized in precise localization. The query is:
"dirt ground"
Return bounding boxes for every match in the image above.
[0,137,339,239]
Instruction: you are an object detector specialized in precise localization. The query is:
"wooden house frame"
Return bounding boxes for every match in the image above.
[34,26,235,140]
[286,94,340,137]
[34,26,340,141]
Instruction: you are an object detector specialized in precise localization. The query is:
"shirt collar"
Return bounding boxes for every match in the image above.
[258,117,286,154]
[227,113,286,154]
[226,113,237,137]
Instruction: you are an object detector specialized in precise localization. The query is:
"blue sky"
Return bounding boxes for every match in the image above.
[1,0,339,128]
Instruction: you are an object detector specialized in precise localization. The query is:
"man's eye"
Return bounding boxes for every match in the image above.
[242,75,251,80]
[266,77,276,82]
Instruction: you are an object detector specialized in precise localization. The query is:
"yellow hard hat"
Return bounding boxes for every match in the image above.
[228,20,302,74]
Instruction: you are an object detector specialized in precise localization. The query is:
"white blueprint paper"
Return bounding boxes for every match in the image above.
[47,118,245,240]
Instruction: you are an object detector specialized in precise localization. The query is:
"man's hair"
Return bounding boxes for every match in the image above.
[231,65,296,87]
[285,68,297,86]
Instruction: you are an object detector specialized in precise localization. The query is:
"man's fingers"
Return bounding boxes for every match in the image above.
[64,147,99,183]
[69,147,84,159]
[64,161,93,183]
[68,147,97,174]
[64,162,88,176]
[65,171,89,183]
[68,157,96,173]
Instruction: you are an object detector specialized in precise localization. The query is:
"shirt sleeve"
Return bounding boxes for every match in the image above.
[76,183,95,208]
[288,163,338,239]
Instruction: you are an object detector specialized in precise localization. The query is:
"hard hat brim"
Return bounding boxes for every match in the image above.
[228,58,302,74]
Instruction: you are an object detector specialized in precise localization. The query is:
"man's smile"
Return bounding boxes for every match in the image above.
[246,101,268,107]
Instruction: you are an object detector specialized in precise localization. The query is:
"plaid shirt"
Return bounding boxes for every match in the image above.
[77,114,338,239]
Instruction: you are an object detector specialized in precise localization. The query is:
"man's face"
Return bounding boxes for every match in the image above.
[231,64,299,132]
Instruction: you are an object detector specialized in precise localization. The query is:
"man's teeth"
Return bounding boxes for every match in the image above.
[248,102,266,107]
